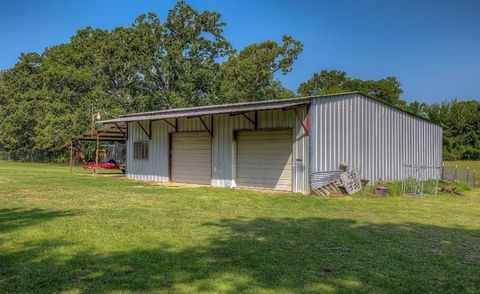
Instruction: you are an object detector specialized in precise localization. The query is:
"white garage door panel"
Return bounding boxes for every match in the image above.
[237,169,292,178]
[237,129,293,191]
[237,165,292,171]
[237,155,292,162]
[172,132,211,185]
[237,180,292,191]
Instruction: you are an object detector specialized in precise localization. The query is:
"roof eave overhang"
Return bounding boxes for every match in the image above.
[71,135,127,141]
[100,100,311,124]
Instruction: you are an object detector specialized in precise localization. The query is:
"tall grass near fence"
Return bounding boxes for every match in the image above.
[442,161,478,187]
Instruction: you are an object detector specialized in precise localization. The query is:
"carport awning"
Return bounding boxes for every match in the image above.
[100,97,312,124]
[72,121,127,141]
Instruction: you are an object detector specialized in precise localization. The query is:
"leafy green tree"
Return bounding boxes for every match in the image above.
[218,35,302,103]
[0,1,302,161]
[0,53,45,160]
[404,101,427,116]
[298,69,405,106]
[132,2,234,109]
[421,100,480,160]
[297,70,348,96]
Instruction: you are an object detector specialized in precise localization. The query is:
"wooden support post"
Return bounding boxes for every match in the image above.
[90,105,94,137]
[95,134,99,175]
[69,139,73,174]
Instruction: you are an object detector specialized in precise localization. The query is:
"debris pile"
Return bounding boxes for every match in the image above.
[439,187,463,195]
[310,163,365,196]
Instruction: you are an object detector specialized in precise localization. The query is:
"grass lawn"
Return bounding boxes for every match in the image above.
[1,161,480,293]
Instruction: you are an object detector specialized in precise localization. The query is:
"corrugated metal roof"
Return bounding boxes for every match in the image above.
[100,97,314,124]
[100,91,440,126]
[72,121,127,141]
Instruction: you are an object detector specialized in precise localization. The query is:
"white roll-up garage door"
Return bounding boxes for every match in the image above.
[171,132,211,185]
[236,129,293,191]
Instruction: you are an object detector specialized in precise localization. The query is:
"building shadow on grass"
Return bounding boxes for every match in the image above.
[1,216,479,292]
[0,208,77,234]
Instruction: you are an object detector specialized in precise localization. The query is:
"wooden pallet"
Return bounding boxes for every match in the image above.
[311,181,342,196]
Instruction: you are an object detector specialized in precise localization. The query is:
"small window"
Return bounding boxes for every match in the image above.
[134,142,149,160]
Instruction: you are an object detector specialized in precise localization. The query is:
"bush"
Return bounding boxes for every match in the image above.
[443,146,480,161]
[461,146,480,160]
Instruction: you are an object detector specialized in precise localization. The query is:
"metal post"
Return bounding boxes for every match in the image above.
[90,105,94,137]
[401,166,404,193]
[69,139,73,174]
[441,162,444,180]
[467,166,470,185]
[95,134,99,175]
[474,170,477,187]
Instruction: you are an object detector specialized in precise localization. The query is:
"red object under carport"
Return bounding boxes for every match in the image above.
[83,162,120,170]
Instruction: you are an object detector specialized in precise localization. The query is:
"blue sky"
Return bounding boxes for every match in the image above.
[1,0,479,103]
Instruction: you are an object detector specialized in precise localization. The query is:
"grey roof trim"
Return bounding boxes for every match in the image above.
[119,93,357,118]
[100,91,440,127]
[100,97,314,124]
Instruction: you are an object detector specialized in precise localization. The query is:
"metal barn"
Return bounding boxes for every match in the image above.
[101,92,442,194]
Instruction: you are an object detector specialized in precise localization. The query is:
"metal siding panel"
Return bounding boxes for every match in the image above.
[177,117,211,132]
[292,107,309,193]
[125,120,171,182]
[309,93,442,184]
[212,114,235,188]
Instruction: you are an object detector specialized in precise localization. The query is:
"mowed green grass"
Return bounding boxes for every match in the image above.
[0,162,479,293]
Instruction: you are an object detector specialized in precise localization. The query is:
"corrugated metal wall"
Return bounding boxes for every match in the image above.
[309,93,442,183]
[126,108,309,193]
[126,120,172,182]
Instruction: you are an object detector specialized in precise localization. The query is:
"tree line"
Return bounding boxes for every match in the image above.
[0,1,478,161]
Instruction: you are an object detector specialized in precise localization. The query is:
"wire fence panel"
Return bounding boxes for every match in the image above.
[402,165,441,197]
[441,166,476,187]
